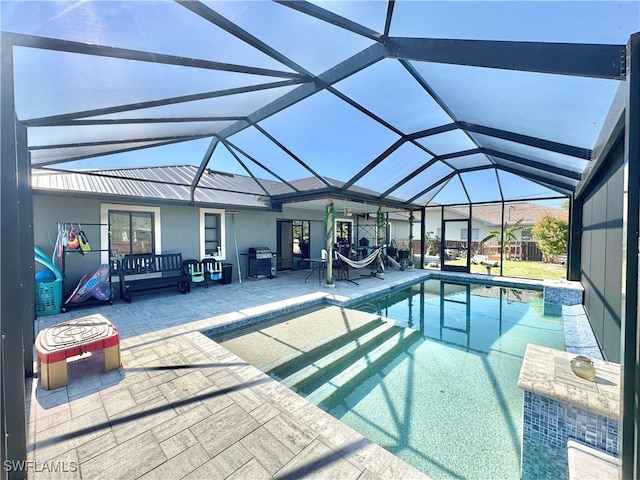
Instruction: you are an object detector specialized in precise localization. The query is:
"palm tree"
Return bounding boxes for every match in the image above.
[481,218,523,260]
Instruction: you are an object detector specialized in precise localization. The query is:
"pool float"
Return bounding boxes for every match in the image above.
[65,264,110,304]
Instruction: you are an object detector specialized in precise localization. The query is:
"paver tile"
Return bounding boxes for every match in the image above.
[194,384,234,415]
[189,404,260,457]
[33,406,110,465]
[182,442,253,480]
[68,391,104,419]
[76,431,117,464]
[100,388,137,418]
[80,431,165,479]
[274,438,362,480]
[27,447,81,480]
[138,444,209,480]
[227,458,271,480]
[263,412,318,455]
[126,370,177,396]
[152,403,212,443]
[240,426,295,475]
[27,268,439,480]
[110,394,176,444]
[159,429,198,459]
[248,402,281,425]
[157,370,213,405]
[131,385,164,405]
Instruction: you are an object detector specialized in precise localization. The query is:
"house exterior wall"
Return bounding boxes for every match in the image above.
[33,193,328,297]
[410,209,495,242]
[33,194,105,290]
[579,144,624,362]
[411,207,561,244]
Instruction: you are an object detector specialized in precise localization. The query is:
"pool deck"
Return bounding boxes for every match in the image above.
[27,267,546,479]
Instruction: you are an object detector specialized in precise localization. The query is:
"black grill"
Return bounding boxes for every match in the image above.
[248,247,272,278]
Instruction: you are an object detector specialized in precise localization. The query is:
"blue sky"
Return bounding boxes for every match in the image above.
[3,1,640,206]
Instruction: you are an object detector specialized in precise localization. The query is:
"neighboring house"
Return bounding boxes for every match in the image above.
[401,203,567,243]
[394,202,567,259]
[449,203,568,242]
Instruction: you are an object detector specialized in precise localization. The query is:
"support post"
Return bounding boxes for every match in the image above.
[567,194,582,282]
[17,125,34,378]
[620,32,640,480]
[500,202,505,276]
[1,37,27,479]
[420,206,426,269]
[324,199,334,283]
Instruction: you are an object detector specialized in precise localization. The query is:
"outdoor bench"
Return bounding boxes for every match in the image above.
[116,253,190,303]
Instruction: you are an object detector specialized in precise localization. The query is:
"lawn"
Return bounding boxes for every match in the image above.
[426,259,567,281]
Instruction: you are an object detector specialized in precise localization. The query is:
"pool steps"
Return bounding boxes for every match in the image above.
[304,326,423,405]
[276,319,400,388]
[262,314,383,374]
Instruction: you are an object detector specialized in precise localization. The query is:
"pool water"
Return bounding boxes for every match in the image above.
[214,280,565,480]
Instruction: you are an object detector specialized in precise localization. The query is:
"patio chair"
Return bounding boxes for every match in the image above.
[201,258,223,282]
[332,245,353,283]
[183,259,207,288]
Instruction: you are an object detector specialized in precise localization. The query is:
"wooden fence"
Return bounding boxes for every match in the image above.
[414,240,545,262]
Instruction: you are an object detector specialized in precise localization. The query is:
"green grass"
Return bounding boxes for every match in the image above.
[429,259,567,281]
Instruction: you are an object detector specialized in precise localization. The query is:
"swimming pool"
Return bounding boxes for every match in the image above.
[212,279,565,479]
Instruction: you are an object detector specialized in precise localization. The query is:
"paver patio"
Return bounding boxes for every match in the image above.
[27,267,542,479]
[26,268,432,479]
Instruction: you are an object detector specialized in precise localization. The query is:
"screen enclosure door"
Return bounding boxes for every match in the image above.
[441,219,470,272]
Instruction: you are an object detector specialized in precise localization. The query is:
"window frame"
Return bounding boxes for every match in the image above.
[100,203,162,265]
[199,208,226,260]
[461,228,479,241]
[336,218,353,245]
[521,227,534,241]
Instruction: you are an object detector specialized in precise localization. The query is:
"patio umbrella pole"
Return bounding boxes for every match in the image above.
[228,212,242,283]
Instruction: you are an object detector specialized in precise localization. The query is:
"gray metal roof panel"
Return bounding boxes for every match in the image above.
[32,169,270,208]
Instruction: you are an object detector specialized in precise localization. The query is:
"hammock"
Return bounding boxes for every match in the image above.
[335,247,381,270]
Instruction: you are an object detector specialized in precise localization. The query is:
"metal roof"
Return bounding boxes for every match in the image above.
[3,1,639,210]
[451,203,567,226]
[31,166,271,208]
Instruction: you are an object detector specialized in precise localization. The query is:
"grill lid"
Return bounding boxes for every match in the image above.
[248,247,272,259]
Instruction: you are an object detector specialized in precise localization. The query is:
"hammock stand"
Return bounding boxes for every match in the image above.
[334,247,382,285]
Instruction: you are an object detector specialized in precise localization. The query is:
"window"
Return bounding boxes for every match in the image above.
[292,220,310,257]
[460,228,479,241]
[336,220,353,244]
[109,211,154,255]
[100,203,162,264]
[200,208,226,259]
[521,228,533,241]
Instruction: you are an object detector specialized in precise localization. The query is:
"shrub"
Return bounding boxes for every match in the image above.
[532,215,568,262]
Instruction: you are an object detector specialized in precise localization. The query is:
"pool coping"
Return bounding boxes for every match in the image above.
[202,270,547,338]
